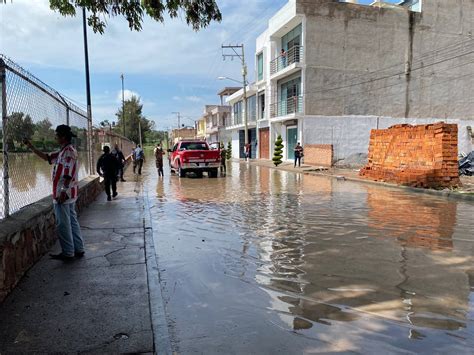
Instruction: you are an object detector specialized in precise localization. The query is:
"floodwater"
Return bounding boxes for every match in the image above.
[145,158,474,354]
[0,152,90,217]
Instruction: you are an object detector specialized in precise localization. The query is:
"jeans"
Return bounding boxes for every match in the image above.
[294,156,301,167]
[133,159,143,174]
[104,176,117,197]
[54,203,84,257]
[117,166,124,181]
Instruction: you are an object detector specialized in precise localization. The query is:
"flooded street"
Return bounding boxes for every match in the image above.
[144,158,474,354]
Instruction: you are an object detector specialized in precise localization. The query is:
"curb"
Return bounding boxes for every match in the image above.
[142,181,173,355]
[245,161,474,202]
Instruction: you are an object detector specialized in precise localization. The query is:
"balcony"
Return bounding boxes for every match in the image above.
[270,46,303,76]
[270,95,303,118]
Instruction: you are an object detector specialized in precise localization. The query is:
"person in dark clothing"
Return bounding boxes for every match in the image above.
[294,142,304,168]
[111,144,126,182]
[97,146,119,201]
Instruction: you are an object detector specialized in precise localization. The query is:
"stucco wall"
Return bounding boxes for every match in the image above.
[303,115,474,163]
[298,0,474,120]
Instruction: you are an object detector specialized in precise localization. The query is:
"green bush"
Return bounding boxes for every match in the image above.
[226,141,232,160]
[272,135,284,166]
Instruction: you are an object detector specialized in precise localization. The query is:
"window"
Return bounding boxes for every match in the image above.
[247,95,257,122]
[179,142,209,151]
[281,24,302,52]
[257,53,264,81]
[233,101,243,125]
[258,93,265,120]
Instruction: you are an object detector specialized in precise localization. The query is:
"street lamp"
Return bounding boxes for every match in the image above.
[217,76,243,84]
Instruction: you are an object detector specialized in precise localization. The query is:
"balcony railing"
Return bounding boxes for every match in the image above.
[270,95,303,118]
[270,45,303,75]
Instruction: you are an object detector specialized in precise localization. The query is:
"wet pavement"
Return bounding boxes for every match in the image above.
[146,158,474,354]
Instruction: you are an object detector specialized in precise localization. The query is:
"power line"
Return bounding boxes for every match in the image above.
[301,40,474,98]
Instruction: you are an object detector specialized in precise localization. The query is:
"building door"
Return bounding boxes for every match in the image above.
[239,129,257,159]
[259,128,270,159]
[287,126,297,160]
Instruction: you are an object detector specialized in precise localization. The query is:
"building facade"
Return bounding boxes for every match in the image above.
[229,0,474,163]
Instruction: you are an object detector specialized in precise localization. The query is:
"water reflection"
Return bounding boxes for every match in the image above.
[148,160,474,352]
[0,152,90,216]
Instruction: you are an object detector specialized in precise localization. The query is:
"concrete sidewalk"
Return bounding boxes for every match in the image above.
[0,170,157,353]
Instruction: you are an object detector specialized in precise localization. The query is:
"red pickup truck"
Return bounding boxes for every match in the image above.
[169,140,221,178]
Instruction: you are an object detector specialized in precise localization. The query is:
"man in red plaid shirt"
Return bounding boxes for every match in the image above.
[25,125,84,261]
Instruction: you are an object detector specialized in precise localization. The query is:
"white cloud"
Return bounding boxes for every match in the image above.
[172,96,181,101]
[0,0,283,77]
[116,89,140,102]
[185,96,202,103]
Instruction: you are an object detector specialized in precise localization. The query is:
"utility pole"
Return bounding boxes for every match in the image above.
[138,119,142,147]
[172,111,181,141]
[121,73,125,139]
[222,44,248,149]
[82,7,94,174]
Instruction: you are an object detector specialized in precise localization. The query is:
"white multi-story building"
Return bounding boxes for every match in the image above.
[227,0,474,164]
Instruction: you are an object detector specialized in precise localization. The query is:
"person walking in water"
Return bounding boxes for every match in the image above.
[245,143,251,161]
[154,143,165,177]
[111,143,126,182]
[220,143,227,175]
[132,144,145,175]
[294,142,304,168]
[97,145,119,201]
[24,125,85,261]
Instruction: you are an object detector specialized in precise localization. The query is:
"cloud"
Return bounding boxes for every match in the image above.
[172,96,181,101]
[116,89,140,102]
[1,0,286,77]
[185,96,202,103]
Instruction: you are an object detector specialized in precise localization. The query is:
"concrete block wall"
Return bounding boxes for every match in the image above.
[304,144,333,166]
[303,115,474,163]
[298,0,474,121]
[359,123,460,188]
[0,177,103,302]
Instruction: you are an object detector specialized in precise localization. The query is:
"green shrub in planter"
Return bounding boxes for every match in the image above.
[273,135,284,166]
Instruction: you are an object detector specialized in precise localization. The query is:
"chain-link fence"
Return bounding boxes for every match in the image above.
[0,55,132,219]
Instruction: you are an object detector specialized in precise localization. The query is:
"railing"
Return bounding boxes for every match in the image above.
[270,45,304,75]
[270,95,303,118]
[0,54,133,220]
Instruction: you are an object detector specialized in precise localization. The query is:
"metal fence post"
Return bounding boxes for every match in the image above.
[0,59,9,218]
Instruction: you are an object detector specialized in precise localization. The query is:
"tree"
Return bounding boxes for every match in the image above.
[34,118,55,141]
[115,96,153,144]
[145,130,167,144]
[273,135,284,166]
[7,112,35,150]
[47,0,222,34]
[226,141,232,160]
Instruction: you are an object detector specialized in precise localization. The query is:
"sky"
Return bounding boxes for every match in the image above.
[0,0,398,130]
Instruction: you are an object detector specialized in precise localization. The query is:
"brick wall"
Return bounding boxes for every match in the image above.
[304,144,333,166]
[360,123,460,188]
[0,177,103,303]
